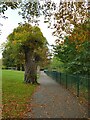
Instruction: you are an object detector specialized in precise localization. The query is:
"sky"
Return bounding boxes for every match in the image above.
[0,2,59,59]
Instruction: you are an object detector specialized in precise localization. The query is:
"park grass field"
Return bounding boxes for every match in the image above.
[2,70,37,118]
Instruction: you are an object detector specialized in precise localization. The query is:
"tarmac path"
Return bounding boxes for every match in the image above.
[27,71,88,118]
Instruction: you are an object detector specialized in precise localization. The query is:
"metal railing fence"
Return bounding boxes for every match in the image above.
[44,70,89,101]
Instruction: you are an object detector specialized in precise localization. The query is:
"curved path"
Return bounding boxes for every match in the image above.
[27,71,88,118]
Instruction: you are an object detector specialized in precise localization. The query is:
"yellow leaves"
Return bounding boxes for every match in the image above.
[67,22,90,53]
[76,45,79,50]
[69,26,88,45]
[2,97,32,118]
[12,40,17,45]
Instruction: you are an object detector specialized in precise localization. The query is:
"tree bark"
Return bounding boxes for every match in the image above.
[24,49,38,84]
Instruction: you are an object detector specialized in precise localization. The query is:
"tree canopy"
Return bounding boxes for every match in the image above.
[8,23,46,50]
[54,20,90,75]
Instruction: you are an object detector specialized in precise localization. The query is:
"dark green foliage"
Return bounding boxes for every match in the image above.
[2,46,15,68]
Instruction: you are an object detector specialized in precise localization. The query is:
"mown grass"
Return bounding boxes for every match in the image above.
[2,70,37,118]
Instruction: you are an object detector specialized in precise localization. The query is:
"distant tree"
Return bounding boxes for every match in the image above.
[2,46,15,68]
[49,57,64,72]
[2,44,25,70]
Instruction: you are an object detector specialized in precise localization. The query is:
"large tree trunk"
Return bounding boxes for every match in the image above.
[24,49,38,84]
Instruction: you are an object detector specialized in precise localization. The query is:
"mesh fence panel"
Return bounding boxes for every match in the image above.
[44,70,89,101]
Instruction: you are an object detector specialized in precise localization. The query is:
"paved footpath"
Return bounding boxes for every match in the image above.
[27,71,88,118]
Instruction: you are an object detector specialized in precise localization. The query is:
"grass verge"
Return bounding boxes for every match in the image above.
[2,70,37,118]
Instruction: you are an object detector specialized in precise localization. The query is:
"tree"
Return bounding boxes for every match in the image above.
[2,44,25,70]
[49,56,64,72]
[54,20,90,75]
[2,46,15,68]
[5,23,48,84]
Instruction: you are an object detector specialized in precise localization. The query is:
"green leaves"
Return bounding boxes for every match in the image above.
[53,20,90,75]
[11,23,46,49]
[19,1,40,24]
[0,2,19,14]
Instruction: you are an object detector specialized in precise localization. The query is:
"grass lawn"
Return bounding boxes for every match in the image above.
[2,70,37,118]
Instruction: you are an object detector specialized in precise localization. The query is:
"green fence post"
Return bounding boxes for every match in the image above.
[55,71,57,81]
[56,71,57,81]
[60,73,62,84]
[77,74,80,97]
[60,72,61,84]
[57,72,58,82]
[66,73,67,89]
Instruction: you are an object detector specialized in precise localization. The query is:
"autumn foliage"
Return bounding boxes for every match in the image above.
[54,20,90,75]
